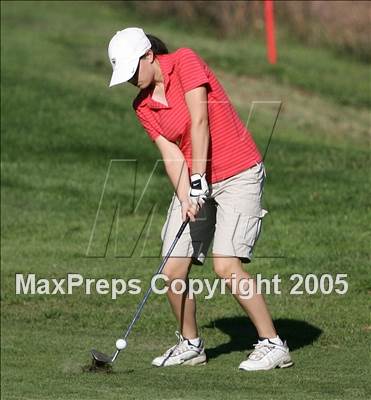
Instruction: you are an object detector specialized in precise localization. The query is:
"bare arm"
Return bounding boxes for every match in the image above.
[154,135,198,221]
[185,86,209,175]
[154,135,190,200]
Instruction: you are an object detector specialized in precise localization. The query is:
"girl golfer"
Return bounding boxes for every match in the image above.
[108,27,293,371]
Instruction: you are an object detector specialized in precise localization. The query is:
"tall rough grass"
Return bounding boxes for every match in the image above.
[127,0,371,62]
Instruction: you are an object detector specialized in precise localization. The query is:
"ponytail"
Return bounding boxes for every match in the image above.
[145,33,169,55]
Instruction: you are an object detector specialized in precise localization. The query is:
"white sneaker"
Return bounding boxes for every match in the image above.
[239,338,294,371]
[152,331,207,367]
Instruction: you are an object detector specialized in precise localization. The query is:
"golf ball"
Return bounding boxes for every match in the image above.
[116,339,127,350]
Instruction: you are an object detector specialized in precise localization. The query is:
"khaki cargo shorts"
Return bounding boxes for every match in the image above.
[160,162,268,264]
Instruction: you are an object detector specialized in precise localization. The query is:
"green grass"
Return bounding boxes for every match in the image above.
[1,1,371,400]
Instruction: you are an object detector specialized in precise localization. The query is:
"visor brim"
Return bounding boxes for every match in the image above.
[109,57,139,87]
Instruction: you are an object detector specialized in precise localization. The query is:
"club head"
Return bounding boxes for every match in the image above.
[91,349,113,366]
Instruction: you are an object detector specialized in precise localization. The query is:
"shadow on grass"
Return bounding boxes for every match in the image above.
[203,317,322,360]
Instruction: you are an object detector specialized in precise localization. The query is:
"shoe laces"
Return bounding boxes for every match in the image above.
[162,331,187,357]
[163,331,200,357]
[173,331,198,356]
[248,341,278,361]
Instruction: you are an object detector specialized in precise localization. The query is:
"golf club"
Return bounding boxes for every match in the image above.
[91,216,190,367]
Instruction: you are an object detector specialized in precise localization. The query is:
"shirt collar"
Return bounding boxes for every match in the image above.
[143,53,174,110]
[157,53,175,91]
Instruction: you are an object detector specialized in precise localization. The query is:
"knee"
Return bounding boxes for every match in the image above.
[213,255,237,279]
[162,257,191,283]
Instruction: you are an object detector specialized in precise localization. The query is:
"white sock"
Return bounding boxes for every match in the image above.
[259,335,283,345]
[267,335,283,345]
[188,337,201,347]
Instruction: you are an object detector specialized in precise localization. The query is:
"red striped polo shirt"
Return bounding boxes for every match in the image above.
[133,47,262,183]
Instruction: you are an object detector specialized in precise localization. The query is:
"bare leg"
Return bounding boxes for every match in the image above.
[163,256,198,339]
[213,254,277,338]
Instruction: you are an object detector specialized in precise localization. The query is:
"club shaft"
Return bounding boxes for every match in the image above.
[122,217,190,341]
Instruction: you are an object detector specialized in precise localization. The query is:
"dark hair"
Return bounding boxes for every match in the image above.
[145,33,169,55]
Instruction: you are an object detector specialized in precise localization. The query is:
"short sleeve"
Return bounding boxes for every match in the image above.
[176,48,210,94]
[134,108,162,142]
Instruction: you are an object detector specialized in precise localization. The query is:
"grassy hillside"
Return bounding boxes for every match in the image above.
[1,1,370,400]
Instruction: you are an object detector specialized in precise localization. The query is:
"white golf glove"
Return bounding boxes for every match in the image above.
[189,173,210,206]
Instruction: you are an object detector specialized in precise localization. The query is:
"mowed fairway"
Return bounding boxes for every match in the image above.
[1,2,370,400]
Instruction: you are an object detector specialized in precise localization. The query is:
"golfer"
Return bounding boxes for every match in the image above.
[108,27,293,371]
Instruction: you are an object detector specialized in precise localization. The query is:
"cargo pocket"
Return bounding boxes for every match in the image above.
[233,208,268,262]
[243,209,268,246]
